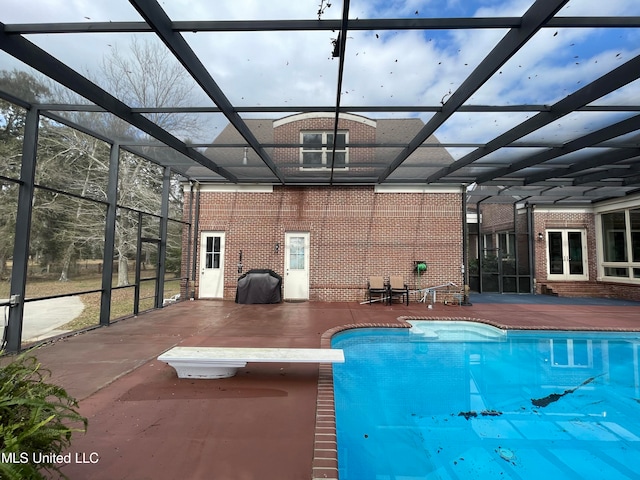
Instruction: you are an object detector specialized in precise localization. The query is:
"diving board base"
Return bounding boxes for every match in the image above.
[168,360,247,379]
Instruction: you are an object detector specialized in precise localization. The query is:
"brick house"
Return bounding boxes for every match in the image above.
[469,195,640,301]
[183,113,465,302]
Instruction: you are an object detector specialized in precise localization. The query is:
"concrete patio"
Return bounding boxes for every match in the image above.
[18,295,640,480]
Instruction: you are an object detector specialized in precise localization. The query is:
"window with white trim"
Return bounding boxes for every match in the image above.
[300,131,348,169]
[600,208,640,280]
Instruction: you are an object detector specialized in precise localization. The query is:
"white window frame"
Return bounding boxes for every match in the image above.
[550,338,593,368]
[299,130,349,170]
[596,206,640,284]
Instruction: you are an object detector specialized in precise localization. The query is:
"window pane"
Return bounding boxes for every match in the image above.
[604,266,628,277]
[206,237,213,253]
[302,151,322,165]
[302,133,322,148]
[327,133,347,150]
[213,236,221,253]
[601,212,627,262]
[631,209,640,262]
[573,339,590,366]
[552,340,568,366]
[289,237,305,270]
[330,152,347,167]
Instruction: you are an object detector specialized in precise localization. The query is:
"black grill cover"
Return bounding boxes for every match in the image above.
[235,269,282,304]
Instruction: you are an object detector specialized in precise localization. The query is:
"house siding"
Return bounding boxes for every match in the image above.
[187,186,463,302]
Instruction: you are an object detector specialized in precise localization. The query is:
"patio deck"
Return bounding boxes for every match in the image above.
[22,295,640,480]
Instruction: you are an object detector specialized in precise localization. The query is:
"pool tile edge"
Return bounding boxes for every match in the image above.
[313,320,412,480]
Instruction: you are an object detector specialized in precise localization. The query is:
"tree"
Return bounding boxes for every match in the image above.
[96,38,194,286]
[0,71,51,278]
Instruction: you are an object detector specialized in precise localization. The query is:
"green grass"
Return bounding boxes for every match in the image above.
[0,272,181,333]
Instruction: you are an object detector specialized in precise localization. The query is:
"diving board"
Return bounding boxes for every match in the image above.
[158,346,345,379]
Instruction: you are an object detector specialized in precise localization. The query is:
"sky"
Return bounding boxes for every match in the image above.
[2,0,640,150]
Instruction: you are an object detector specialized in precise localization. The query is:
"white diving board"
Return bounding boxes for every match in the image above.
[158,346,345,379]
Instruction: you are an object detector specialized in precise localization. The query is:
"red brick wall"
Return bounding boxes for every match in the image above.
[480,203,514,233]
[186,186,463,302]
[532,209,597,283]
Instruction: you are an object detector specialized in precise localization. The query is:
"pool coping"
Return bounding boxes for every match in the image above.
[312,315,640,479]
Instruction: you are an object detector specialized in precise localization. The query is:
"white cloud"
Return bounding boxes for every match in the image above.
[2,0,639,148]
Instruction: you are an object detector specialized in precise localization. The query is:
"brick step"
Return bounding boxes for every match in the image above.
[539,282,615,298]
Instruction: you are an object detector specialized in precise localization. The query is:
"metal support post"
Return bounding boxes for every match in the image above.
[156,167,170,308]
[99,143,120,326]
[6,108,39,353]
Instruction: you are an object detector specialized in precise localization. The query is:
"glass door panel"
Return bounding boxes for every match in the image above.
[568,232,584,275]
[548,232,564,275]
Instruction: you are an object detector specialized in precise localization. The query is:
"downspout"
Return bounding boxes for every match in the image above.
[461,186,469,288]
[461,186,472,305]
[527,202,536,294]
[476,195,491,293]
[190,181,201,299]
[185,180,194,299]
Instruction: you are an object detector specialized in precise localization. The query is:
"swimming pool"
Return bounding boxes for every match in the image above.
[332,321,640,479]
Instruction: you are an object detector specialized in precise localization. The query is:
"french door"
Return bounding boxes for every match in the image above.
[546,229,588,281]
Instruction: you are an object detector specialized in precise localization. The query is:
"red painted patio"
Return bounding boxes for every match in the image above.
[26,297,639,480]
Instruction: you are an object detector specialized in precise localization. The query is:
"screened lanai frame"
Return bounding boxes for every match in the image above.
[0,103,193,353]
[1,0,640,351]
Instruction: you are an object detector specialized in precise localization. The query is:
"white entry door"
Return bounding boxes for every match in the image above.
[199,231,225,298]
[546,229,588,281]
[284,232,310,300]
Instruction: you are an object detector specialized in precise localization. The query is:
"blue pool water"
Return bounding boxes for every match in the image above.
[332,321,640,479]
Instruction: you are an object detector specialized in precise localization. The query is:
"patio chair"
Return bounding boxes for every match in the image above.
[367,276,388,305]
[388,276,409,306]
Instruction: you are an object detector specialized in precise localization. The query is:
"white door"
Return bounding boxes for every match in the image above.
[199,231,225,298]
[546,229,588,281]
[284,232,310,300]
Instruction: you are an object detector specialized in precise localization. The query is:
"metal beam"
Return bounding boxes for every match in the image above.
[32,103,640,115]
[329,0,350,184]
[572,164,640,186]
[377,0,569,183]
[4,16,639,34]
[129,0,285,184]
[622,173,640,186]
[427,53,640,183]
[475,114,640,184]
[0,22,237,183]
[524,148,640,185]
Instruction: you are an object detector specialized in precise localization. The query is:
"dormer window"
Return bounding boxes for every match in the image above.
[300,131,348,169]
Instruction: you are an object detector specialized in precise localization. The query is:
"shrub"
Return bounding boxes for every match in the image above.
[0,354,87,480]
